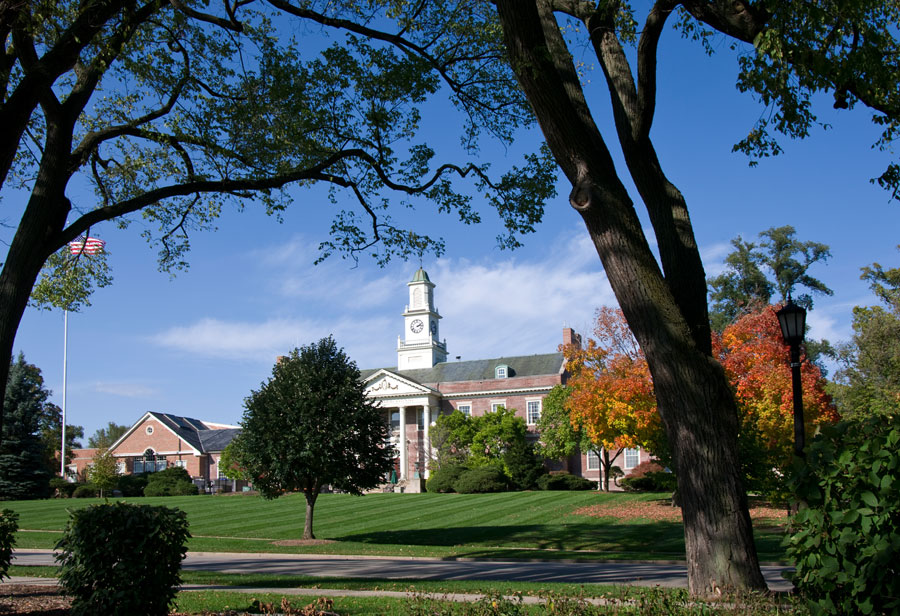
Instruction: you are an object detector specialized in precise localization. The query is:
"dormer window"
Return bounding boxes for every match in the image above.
[495,364,508,379]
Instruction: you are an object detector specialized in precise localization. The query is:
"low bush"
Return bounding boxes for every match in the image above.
[426,464,468,493]
[787,415,900,616]
[453,465,509,494]
[147,466,192,484]
[0,509,18,580]
[536,472,595,491]
[144,479,198,497]
[56,502,190,616]
[117,473,148,497]
[620,471,677,492]
[627,460,666,477]
[72,484,97,498]
[49,478,79,498]
[142,467,198,497]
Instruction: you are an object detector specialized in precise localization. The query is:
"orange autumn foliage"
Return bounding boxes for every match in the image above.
[563,307,662,453]
[715,305,839,467]
[565,305,838,475]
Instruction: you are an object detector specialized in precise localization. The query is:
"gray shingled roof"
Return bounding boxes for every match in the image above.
[198,428,241,453]
[151,412,239,454]
[360,352,564,385]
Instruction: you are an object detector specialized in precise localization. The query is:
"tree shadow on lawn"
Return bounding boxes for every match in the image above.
[337,522,687,558]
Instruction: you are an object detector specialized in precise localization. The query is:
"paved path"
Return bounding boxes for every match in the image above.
[12,549,793,592]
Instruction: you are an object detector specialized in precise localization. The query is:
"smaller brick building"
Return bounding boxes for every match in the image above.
[69,412,240,489]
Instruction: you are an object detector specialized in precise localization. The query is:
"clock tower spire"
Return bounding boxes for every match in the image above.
[398,268,447,370]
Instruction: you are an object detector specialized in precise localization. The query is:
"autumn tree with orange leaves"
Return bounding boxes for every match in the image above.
[716,305,839,498]
[561,307,665,492]
[558,305,837,499]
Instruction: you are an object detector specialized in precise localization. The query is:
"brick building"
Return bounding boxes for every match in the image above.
[68,412,240,489]
[70,267,648,489]
[360,268,648,492]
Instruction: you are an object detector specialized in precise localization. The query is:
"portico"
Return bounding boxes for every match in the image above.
[364,369,441,490]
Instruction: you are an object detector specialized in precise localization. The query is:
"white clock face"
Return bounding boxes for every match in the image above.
[410,318,424,333]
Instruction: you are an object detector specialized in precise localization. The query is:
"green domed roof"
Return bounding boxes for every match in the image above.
[411,268,431,283]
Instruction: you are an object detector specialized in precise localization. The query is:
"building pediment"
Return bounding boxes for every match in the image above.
[364,370,436,398]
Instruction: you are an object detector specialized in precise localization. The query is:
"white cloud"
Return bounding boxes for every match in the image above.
[152,225,614,368]
[701,241,733,277]
[92,382,158,398]
[432,227,613,360]
[251,235,406,310]
[150,315,396,366]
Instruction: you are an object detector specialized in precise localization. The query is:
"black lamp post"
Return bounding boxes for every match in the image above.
[776,297,807,459]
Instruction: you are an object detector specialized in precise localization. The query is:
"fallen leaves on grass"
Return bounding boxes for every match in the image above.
[574,499,788,523]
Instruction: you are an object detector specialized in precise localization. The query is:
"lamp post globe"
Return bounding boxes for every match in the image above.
[776,297,807,348]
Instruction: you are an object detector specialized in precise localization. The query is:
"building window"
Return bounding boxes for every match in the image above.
[624,447,640,470]
[586,450,601,471]
[526,400,541,425]
[174,460,186,469]
[145,425,154,435]
[417,409,425,429]
[495,365,508,379]
[390,410,400,431]
[491,401,506,413]
[134,448,166,474]
[116,461,126,474]
[457,404,471,416]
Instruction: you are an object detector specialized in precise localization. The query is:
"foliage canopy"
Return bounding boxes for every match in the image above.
[832,250,900,418]
[240,337,393,539]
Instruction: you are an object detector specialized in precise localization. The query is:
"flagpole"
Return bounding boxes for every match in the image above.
[61,308,68,478]
[60,234,105,478]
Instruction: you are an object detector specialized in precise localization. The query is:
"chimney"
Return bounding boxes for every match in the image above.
[562,327,582,349]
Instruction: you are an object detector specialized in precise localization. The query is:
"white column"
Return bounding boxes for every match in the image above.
[423,403,431,479]
[399,406,407,480]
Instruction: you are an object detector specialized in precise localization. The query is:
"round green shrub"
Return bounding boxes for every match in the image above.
[72,484,97,498]
[143,479,198,497]
[48,477,68,496]
[426,464,467,493]
[537,472,595,491]
[172,480,199,496]
[146,466,192,484]
[117,473,148,497]
[787,415,900,616]
[49,478,79,498]
[56,502,190,616]
[453,465,508,493]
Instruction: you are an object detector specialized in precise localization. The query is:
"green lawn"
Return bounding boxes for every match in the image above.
[6,491,788,561]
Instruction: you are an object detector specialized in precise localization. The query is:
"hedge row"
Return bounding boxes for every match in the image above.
[50,466,199,498]
[427,465,595,493]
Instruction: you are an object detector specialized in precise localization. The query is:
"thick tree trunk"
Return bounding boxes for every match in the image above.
[303,485,319,540]
[495,1,766,595]
[0,115,75,439]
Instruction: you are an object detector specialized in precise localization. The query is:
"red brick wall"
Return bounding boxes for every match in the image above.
[111,416,202,478]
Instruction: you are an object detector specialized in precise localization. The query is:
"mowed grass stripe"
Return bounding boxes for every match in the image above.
[4,491,782,561]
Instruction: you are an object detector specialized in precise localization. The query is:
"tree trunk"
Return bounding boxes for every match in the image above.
[303,484,319,540]
[0,154,73,438]
[601,449,614,492]
[495,1,766,595]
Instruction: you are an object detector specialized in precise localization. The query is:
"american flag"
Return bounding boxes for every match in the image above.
[68,236,106,255]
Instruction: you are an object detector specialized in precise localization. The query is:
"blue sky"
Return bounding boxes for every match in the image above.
[5,20,900,443]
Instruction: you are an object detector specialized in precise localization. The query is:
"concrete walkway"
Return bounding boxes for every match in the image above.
[12,549,794,592]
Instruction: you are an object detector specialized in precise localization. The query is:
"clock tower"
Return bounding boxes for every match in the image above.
[397,268,447,370]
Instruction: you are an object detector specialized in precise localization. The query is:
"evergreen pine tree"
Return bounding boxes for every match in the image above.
[0,355,52,499]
